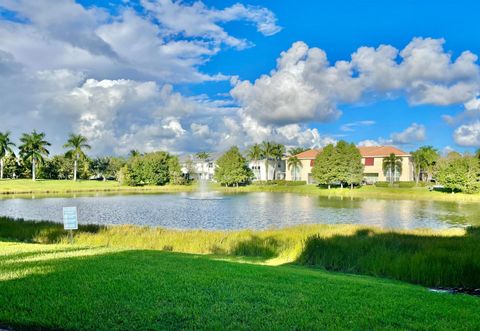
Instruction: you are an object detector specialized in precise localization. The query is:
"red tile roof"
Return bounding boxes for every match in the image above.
[358,146,409,157]
[295,149,321,159]
[294,146,409,159]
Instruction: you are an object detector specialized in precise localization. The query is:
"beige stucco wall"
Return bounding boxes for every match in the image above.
[285,156,414,183]
[363,156,413,182]
[285,159,313,182]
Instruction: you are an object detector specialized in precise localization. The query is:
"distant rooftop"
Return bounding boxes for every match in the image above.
[294,146,409,159]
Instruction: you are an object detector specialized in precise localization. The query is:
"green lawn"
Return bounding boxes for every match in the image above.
[224,183,480,202]
[0,179,195,194]
[1,217,478,289]
[0,242,479,330]
[2,179,479,202]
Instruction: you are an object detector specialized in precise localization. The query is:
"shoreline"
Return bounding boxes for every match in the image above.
[0,217,478,290]
[1,179,480,202]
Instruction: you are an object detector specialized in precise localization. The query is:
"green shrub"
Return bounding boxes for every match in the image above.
[119,152,184,186]
[252,180,306,186]
[374,181,390,187]
[397,181,416,188]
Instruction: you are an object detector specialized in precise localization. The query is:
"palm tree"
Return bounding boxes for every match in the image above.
[64,134,91,181]
[0,131,15,180]
[19,130,51,181]
[382,153,402,186]
[261,141,276,181]
[196,151,210,180]
[287,156,302,181]
[271,143,286,180]
[91,157,110,181]
[247,144,263,180]
[129,150,141,158]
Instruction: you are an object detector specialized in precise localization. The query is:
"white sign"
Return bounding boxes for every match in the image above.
[63,207,78,230]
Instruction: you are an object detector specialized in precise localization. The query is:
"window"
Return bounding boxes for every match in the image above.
[364,157,374,166]
[384,168,401,183]
[310,160,314,167]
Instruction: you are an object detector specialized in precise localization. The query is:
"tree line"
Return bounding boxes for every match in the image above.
[2,130,480,193]
[0,130,183,185]
[0,130,102,181]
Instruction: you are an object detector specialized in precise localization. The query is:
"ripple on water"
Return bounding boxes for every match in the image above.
[0,192,478,230]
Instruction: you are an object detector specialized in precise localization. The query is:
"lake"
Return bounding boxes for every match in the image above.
[0,192,479,230]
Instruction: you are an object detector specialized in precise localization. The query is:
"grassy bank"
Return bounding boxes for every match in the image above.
[2,179,480,202]
[222,184,480,202]
[0,242,479,330]
[0,179,196,195]
[1,217,478,288]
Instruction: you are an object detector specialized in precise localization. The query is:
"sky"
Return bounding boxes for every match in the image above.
[0,0,479,156]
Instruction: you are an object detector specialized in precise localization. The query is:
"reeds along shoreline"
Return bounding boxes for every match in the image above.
[1,217,478,288]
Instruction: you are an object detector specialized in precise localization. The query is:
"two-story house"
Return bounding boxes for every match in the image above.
[285,146,414,184]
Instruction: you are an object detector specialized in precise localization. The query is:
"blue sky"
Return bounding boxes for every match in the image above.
[1,0,479,155]
[192,0,480,152]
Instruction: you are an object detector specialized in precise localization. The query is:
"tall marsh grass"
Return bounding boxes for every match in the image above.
[1,216,478,287]
[298,227,480,288]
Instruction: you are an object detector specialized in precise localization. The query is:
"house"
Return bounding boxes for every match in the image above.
[284,146,414,184]
[248,159,286,181]
[180,153,220,181]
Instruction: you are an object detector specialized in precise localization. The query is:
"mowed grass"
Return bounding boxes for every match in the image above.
[2,179,480,202]
[0,242,479,331]
[0,179,195,195]
[2,217,479,288]
[222,183,480,202]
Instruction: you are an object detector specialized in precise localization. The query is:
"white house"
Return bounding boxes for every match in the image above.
[180,153,220,181]
[248,159,286,181]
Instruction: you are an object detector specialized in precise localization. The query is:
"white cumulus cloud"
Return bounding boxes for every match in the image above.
[231,38,480,126]
[453,121,480,147]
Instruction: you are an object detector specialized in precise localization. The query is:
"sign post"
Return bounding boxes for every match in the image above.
[63,207,78,244]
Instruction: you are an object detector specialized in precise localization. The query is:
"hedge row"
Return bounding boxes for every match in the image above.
[252,180,307,186]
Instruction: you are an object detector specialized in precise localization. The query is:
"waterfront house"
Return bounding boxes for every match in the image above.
[180,153,220,181]
[248,159,286,181]
[284,146,414,184]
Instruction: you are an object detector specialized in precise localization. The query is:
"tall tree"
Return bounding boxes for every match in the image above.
[287,156,302,181]
[382,153,402,185]
[312,144,336,189]
[64,134,91,181]
[129,150,141,158]
[334,140,351,188]
[411,146,439,184]
[19,130,51,181]
[436,155,480,193]
[0,131,15,180]
[271,143,286,180]
[91,157,110,181]
[411,151,422,185]
[345,143,364,189]
[261,141,276,181]
[196,151,210,180]
[214,146,253,187]
[246,143,263,180]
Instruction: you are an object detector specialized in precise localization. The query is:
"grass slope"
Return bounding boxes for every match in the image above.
[1,217,479,288]
[0,242,479,330]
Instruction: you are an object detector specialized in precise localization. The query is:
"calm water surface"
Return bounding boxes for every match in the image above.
[0,192,479,230]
